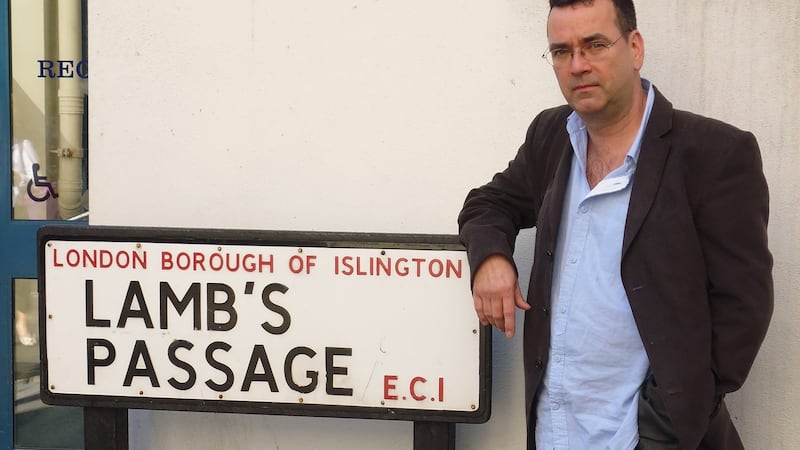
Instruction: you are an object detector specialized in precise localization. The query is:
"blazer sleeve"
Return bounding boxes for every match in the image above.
[457,107,567,283]
[694,129,773,396]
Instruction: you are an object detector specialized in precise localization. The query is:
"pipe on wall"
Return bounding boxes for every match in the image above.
[55,0,85,219]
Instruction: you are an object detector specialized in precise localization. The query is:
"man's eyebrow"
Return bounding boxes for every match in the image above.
[548,33,612,50]
[579,33,612,43]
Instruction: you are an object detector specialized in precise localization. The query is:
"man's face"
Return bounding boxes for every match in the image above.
[546,0,643,120]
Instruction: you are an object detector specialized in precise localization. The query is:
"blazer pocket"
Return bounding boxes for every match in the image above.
[636,373,681,450]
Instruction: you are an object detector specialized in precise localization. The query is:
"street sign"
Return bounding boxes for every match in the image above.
[38,226,490,423]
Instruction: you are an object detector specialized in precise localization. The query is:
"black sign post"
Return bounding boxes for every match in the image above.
[84,407,128,450]
[414,422,456,450]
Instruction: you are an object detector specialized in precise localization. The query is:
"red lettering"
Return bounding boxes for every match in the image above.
[376,257,391,276]
[384,375,398,400]
[53,248,64,267]
[355,256,367,276]
[133,251,147,269]
[288,255,304,274]
[341,256,354,275]
[179,252,192,270]
[161,251,272,272]
[116,251,130,269]
[396,258,409,276]
[82,249,97,267]
[209,253,224,271]
[161,251,173,270]
[67,249,80,266]
[240,254,253,272]
[429,259,444,278]
[286,255,315,274]
[258,254,274,273]
[51,248,149,270]
[411,258,425,277]
[410,376,427,401]
[446,259,462,279]
[193,252,205,271]
[99,250,113,268]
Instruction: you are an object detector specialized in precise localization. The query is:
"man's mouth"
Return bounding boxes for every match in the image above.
[573,83,597,92]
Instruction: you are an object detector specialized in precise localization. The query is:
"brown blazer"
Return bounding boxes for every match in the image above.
[458,87,773,450]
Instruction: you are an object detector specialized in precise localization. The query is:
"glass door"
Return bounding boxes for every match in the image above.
[2,0,88,447]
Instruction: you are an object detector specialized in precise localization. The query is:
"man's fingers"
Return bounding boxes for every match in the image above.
[490,295,506,332]
[473,294,488,326]
[515,286,531,310]
[474,293,519,337]
[503,294,516,338]
[470,255,528,338]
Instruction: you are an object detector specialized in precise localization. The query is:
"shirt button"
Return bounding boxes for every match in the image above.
[579,206,588,213]
[560,307,567,314]
[553,355,563,363]
[551,402,560,410]
[569,257,577,264]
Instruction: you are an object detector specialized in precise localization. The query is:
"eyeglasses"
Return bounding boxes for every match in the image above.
[542,34,625,67]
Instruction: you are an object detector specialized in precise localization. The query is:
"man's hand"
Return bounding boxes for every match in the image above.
[472,254,530,338]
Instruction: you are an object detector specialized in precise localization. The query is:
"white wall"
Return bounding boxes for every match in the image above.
[88,1,800,448]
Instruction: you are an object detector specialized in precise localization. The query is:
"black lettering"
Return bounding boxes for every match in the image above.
[167,340,196,390]
[85,279,110,327]
[325,347,353,396]
[76,60,88,78]
[123,340,160,387]
[205,341,233,391]
[37,59,55,78]
[261,283,291,335]
[284,346,317,394]
[117,281,154,328]
[58,60,74,78]
[207,283,237,331]
[86,338,115,385]
[160,282,201,330]
[241,344,278,392]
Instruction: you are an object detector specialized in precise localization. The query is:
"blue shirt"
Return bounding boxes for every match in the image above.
[535,79,656,450]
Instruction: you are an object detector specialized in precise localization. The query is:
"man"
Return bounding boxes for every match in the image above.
[457,1,773,449]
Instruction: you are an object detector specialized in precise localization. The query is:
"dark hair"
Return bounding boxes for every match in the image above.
[549,0,637,34]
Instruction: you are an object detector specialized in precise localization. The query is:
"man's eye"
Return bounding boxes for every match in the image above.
[551,49,569,58]
[586,41,608,51]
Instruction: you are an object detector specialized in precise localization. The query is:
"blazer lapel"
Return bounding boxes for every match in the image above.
[622,87,674,257]
[540,132,574,251]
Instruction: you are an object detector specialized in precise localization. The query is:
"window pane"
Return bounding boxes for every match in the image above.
[10,0,88,221]
[14,278,83,448]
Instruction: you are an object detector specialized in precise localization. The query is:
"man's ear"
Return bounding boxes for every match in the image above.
[629,29,645,71]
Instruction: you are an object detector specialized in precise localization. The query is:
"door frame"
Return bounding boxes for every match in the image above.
[1,1,85,447]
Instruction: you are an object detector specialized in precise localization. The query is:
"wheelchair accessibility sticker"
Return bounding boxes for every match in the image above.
[27,163,59,202]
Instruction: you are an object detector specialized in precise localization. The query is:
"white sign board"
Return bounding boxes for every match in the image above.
[38,226,489,423]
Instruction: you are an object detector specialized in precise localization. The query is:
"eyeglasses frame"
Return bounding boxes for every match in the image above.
[541,33,629,67]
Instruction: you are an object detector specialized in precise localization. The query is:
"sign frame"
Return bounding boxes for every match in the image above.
[37,225,491,424]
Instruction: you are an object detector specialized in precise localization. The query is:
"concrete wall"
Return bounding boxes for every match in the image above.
[88,1,799,448]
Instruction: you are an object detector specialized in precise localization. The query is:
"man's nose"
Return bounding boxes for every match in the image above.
[569,49,591,73]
